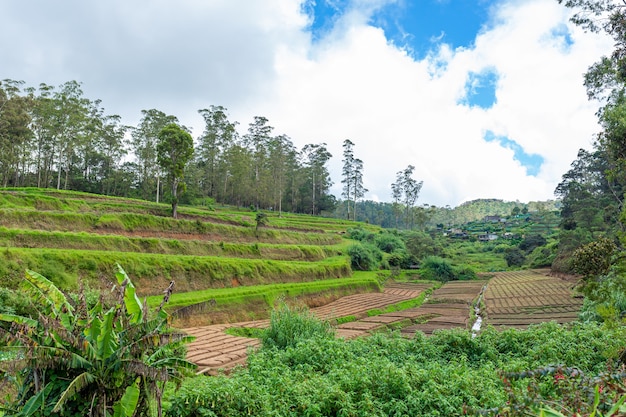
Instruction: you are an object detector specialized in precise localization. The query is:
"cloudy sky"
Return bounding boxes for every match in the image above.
[1,0,613,207]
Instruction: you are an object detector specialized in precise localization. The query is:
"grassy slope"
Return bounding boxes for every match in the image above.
[0,188,384,323]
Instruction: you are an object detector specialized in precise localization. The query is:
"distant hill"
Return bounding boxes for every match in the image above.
[333,198,560,229]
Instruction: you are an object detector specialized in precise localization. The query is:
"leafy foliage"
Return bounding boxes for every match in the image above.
[346,243,380,271]
[0,265,196,417]
[260,303,335,350]
[419,256,456,281]
[165,321,626,417]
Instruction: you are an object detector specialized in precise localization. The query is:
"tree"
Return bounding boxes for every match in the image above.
[0,266,195,417]
[301,143,332,215]
[243,116,273,209]
[131,110,179,202]
[350,158,367,220]
[391,165,423,229]
[0,79,32,187]
[341,140,367,220]
[196,106,238,199]
[267,134,297,216]
[157,123,194,218]
[341,139,355,220]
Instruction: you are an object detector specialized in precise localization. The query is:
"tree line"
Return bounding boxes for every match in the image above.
[0,79,426,220]
[0,81,338,215]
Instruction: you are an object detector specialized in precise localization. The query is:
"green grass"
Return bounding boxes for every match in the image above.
[0,227,340,260]
[0,208,342,245]
[148,276,381,310]
[0,248,352,293]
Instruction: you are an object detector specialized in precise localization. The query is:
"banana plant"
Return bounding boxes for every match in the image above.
[0,264,196,417]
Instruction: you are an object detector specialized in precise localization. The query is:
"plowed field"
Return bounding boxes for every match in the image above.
[400,280,486,337]
[482,270,583,329]
[185,282,431,374]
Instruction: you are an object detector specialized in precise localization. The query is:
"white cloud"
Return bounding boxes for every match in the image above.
[0,0,613,207]
[249,0,613,206]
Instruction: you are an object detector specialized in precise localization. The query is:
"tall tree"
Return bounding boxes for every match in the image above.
[196,106,238,199]
[268,134,297,216]
[391,165,423,229]
[341,139,355,220]
[351,158,367,220]
[131,109,178,202]
[301,143,332,215]
[157,123,194,218]
[0,79,32,187]
[243,116,273,209]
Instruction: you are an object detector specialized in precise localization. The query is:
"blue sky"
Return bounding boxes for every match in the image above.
[308,0,491,54]
[0,0,613,206]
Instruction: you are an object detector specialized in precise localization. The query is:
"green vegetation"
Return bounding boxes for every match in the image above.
[0,266,195,417]
[147,277,381,311]
[165,320,626,416]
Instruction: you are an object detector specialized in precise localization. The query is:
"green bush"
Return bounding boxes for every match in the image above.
[374,232,406,253]
[347,226,375,242]
[347,243,380,271]
[261,303,335,350]
[505,247,526,267]
[165,323,626,417]
[455,265,477,280]
[420,256,457,282]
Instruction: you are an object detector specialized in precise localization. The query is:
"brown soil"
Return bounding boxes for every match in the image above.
[482,270,583,329]
[184,282,433,374]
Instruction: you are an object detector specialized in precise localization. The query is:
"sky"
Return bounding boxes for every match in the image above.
[0,0,613,207]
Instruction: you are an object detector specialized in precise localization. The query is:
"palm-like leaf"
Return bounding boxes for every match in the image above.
[52,371,96,413]
[23,269,73,318]
[97,308,119,361]
[115,263,143,324]
[0,313,38,328]
[112,378,140,417]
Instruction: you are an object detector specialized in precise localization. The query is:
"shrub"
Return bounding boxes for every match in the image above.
[347,227,375,242]
[455,265,477,280]
[571,237,617,281]
[374,233,406,253]
[519,234,547,253]
[420,256,456,282]
[505,247,526,267]
[347,243,380,271]
[261,303,335,350]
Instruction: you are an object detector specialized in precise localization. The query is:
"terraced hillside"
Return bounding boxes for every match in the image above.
[183,270,584,374]
[0,188,381,324]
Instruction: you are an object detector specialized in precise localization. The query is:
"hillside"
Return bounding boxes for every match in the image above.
[0,188,383,325]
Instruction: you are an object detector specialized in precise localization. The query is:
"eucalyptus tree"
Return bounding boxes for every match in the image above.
[93,113,128,196]
[268,134,297,216]
[341,139,355,220]
[222,143,254,207]
[242,116,273,209]
[156,123,194,218]
[28,83,60,188]
[301,143,332,215]
[49,81,93,190]
[131,109,179,202]
[0,79,32,187]
[196,106,238,199]
[341,140,367,220]
[391,165,423,229]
